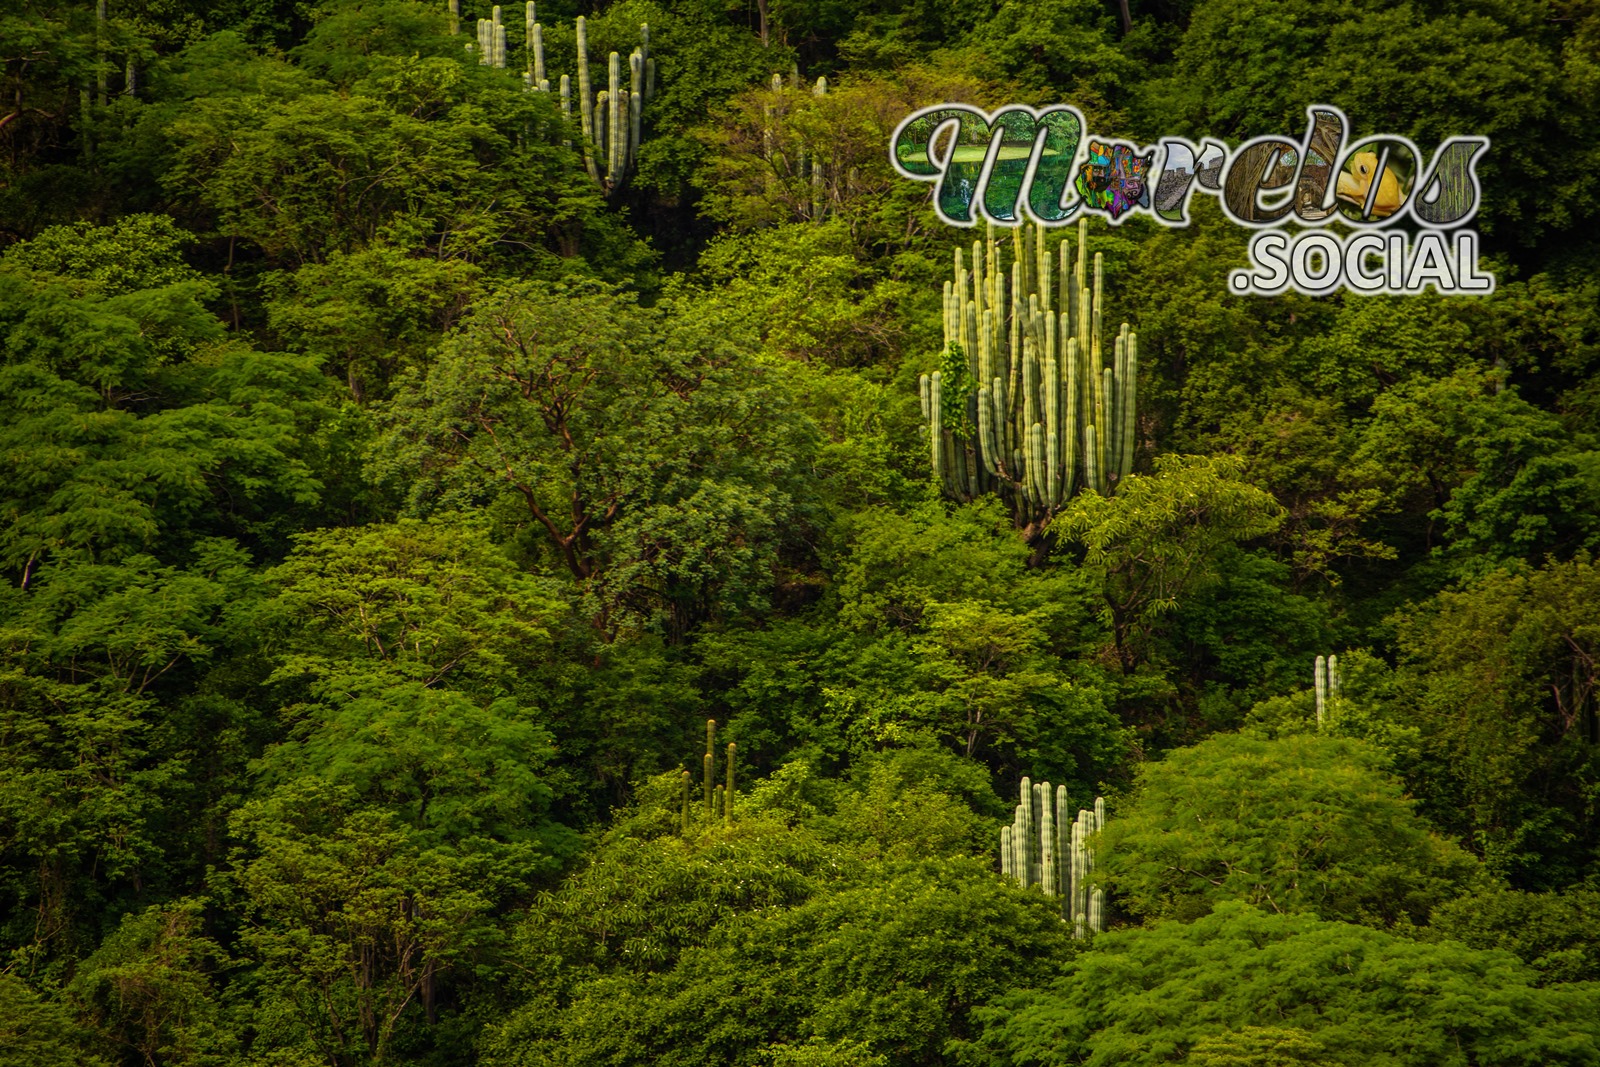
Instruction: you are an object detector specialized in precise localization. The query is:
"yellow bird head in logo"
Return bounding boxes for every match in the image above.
[1336,151,1405,219]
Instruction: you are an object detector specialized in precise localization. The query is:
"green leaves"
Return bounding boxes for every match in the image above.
[1390,553,1600,883]
[493,855,1070,1067]
[151,38,610,270]
[1102,732,1477,926]
[266,518,563,689]
[978,902,1600,1067]
[1056,454,1284,671]
[1,215,202,297]
[229,779,512,1065]
[379,278,816,636]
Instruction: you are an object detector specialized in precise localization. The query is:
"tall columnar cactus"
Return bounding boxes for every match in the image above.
[703,717,716,815]
[1315,654,1342,728]
[681,720,735,835]
[919,217,1138,523]
[1000,778,1107,937]
[453,3,651,196]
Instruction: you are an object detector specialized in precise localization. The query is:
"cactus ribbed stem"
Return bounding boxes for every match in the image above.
[629,50,644,167]
[725,742,736,827]
[576,17,598,180]
[608,50,622,179]
[1315,654,1328,726]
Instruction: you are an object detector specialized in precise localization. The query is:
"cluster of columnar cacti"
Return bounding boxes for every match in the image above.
[919,217,1138,519]
[449,2,653,196]
[680,719,735,834]
[1315,654,1342,728]
[1000,778,1106,937]
[761,70,839,222]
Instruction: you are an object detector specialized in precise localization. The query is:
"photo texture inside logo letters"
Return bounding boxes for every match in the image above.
[890,104,1493,297]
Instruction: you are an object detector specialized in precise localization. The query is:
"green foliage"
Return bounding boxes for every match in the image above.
[1390,554,1600,884]
[378,277,817,636]
[1101,732,1477,926]
[2,214,201,295]
[0,975,104,1067]
[977,902,1600,1067]
[263,240,480,403]
[1055,454,1284,671]
[1135,0,1599,242]
[493,857,1071,1067]
[1355,367,1600,573]
[0,226,340,570]
[66,900,236,1066]
[950,0,1130,121]
[1431,885,1600,986]
[0,539,264,970]
[4,0,1600,1062]
[228,778,514,1065]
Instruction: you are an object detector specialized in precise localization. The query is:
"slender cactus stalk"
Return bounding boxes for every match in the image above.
[703,719,717,815]
[680,769,691,835]
[629,50,643,169]
[608,50,622,181]
[1315,654,1327,726]
[576,17,598,180]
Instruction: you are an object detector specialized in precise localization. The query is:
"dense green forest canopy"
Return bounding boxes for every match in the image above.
[3,0,1600,1064]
